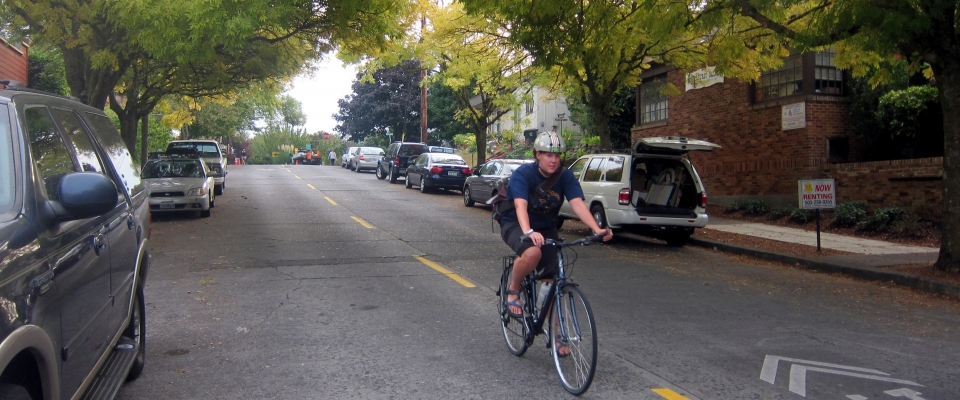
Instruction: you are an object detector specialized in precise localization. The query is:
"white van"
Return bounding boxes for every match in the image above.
[558,136,719,246]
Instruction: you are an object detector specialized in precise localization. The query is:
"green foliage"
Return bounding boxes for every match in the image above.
[876,86,940,137]
[831,202,869,227]
[334,60,423,143]
[769,207,793,220]
[27,44,69,95]
[790,208,815,223]
[452,134,477,153]
[857,207,906,231]
[745,201,770,216]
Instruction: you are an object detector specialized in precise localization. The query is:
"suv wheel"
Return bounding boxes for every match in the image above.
[376,164,387,180]
[463,187,475,207]
[0,383,33,400]
[215,184,224,195]
[125,285,146,381]
[389,167,398,183]
[591,204,609,230]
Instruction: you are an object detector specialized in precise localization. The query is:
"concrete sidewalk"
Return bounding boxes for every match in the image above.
[689,218,958,300]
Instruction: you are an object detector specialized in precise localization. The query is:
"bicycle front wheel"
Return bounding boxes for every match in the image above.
[499,262,529,356]
[551,285,597,395]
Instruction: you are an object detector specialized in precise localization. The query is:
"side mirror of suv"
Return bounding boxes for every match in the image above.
[47,172,119,222]
[379,151,385,157]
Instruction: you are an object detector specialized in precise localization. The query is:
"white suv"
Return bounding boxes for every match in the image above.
[558,137,719,246]
[167,139,228,194]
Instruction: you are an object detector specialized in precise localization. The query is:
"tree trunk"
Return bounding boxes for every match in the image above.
[587,97,613,149]
[934,62,960,272]
[475,121,488,166]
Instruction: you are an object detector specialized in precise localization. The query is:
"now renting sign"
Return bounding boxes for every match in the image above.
[799,179,837,209]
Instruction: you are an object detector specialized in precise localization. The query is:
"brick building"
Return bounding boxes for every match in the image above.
[631,51,942,214]
[0,37,29,85]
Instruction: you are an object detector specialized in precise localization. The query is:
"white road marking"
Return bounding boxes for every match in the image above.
[847,396,868,400]
[885,388,927,400]
[760,355,922,397]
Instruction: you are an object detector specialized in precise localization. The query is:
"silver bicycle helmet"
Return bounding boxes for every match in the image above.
[533,131,566,153]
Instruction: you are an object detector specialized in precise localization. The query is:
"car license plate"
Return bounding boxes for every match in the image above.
[447,171,458,176]
[160,202,175,209]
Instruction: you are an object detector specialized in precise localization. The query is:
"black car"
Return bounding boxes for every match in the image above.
[405,153,472,193]
[0,84,150,399]
[376,141,429,183]
[462,158,533,207]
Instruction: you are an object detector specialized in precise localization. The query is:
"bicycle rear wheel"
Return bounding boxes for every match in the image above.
[499,259,529,356]
[551,285,597,395]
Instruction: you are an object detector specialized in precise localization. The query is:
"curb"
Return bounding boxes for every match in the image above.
[688,237,960,301]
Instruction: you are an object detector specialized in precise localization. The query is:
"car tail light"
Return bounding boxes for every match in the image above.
[429,166,443,174]
[358,154,365,161]
[462,168,472,175]
[619,188,631,205]
[700,191,708,208]
[394,156,401,165]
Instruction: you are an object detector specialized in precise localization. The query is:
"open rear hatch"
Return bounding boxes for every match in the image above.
[634,136,720,155]
[631,137,719,218]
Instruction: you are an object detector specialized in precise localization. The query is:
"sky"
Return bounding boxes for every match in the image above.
[286,57,359,135]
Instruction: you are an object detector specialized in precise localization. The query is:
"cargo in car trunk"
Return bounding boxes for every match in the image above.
[631,157,699,218]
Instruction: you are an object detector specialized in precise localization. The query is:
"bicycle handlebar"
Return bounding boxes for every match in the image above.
[520,230,607,247]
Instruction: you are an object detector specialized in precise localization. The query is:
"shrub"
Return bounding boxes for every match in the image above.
[832,201,868,227]
[891,216,924,237]
[770,207,794,220]
[790,208,815,223]
[744,200,770,216]
[857,207,906,231]
[728,199,749,212]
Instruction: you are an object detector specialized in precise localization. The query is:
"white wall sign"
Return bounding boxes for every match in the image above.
[782,102,806,130]
[685,67,724,91]
[799,179,836,209]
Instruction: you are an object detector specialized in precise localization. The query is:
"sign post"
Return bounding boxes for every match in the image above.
[799,179,837,252]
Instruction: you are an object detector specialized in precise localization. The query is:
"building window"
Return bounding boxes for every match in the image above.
[756,54,803,101]
[525,100,534,114]
[640,74,668,124]
[755,50,845,102]
[815,49,843,95]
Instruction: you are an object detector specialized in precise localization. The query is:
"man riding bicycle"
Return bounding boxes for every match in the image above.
[499,131,614,328]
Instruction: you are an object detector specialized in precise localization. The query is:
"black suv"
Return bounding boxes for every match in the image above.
[375,141,429,183]
[0,84,150,399]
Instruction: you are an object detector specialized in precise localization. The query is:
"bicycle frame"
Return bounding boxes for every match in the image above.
[505,243,579,344]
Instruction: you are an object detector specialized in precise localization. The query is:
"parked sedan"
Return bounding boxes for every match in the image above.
[142,157,216,218]
[405,153,472,193]
[342,146,359,168]
[462,158,533,207]
[351,146,384,172]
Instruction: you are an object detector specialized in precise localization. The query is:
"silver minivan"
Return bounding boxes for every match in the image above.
[558,136,719,246]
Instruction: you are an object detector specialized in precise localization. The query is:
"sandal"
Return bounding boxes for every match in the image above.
[504,290,523,318]
[554,336,570,358]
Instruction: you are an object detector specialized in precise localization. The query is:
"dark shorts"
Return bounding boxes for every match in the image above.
[501,222,560,278]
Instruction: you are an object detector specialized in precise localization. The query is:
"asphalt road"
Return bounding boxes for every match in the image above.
[118,164,960,399]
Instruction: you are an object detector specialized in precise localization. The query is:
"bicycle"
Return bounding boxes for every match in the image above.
[496,232,604,395]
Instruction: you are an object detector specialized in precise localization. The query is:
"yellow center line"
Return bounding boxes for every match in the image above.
[294,175,301,179]
[350,216,374,228]
[307,183,317,190]
[652,388,689,400]
[325,197,338,205]
[414,256,476,288]
[285,168,291,172]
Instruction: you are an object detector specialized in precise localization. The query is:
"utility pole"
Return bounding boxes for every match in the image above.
[420,14,428,143]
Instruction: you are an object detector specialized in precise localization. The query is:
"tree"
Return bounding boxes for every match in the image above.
[334,60,424,142]
[419,2,539,164]
[27,42,69,95]
[427,81,469,143]
[721,0,960,271]
[6,0,411,151]
[461,0,784,149]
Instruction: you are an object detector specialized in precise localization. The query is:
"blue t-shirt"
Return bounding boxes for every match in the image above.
[500,162,584,230]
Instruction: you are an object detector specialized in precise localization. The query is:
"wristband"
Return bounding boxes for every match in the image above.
[525,229,534,236]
